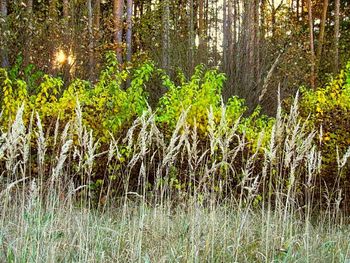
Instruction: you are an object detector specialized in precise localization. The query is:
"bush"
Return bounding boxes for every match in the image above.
[299,62,350,178]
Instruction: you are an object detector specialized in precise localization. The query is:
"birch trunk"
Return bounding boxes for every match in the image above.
[0,0,9,67]
[126,0,133,62]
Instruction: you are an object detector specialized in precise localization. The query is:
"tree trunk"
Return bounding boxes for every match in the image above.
[87,0,94,79]
[254,0,260,90]
[198,0,206,62]
[334,0,340,73]
[306,0,315,89]
[188,0,194,73]
[296,0,300,21]
[162,0,170,71]
[271,0,276,36]
[113,0,124,64]
[24,0,33,66]
[93,0,101,64]
[94,0,101,31]
[126,0,133,62]
[0,0,9,67]
[63,0,69,18]
[222,0,228,72]
[316,0,329,74]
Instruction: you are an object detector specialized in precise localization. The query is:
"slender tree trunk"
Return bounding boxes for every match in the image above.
[316,0,329,73]
[254,0,261,90]
[113,0,124,64]
[334,0,340,73]
[306,0,315,89]
[188,0,194,72]
[94,0,101,30]
[24,0,33,66]
[214,0,218,65]
[63,0,69,18]
[222,0,228,71]
[93,0,101,68]
[296,0,300,21]
[0,0,9,67]
[49,0,58,72]
[198,0,206,62]
[271,0,276,36]
[87,0,94,79]
[126,0,133,62]
[162,0,170,71]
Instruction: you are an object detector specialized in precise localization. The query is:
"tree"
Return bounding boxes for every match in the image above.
[316,0,329,75]
[334,0,340,73]
[198,0,206,61]
[87,0,94,79]
[24,0,33,66]
[113,0,124,64]
[162,0,170,71]
[306,0,315,89]
[0,0,9,67]
[63,0,69,18]
[188,0,195,72]
[126,0,133,62]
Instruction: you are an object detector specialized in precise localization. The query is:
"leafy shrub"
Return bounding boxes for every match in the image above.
[0,53,274,198]
[299,62,350,178]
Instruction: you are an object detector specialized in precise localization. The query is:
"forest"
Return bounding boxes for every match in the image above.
[1,0,350,262]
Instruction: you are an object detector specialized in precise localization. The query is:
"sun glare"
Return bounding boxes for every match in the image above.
[55,50,66,64]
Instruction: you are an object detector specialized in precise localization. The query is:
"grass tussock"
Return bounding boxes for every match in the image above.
[1,95,350,262]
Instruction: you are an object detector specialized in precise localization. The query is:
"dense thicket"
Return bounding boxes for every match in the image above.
[1,55,350,210]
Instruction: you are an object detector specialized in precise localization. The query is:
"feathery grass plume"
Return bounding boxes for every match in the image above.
[339,146,350,169]
[52,139,73,180]
[75,100,83,141]
[26,179,38,212]
[86,130,99,175]
[53,116,60,147]
[162,109,189,168]
[23,112,33,167]
[0,177,28,200]
[36,112,46,170]
[5,104,26,177]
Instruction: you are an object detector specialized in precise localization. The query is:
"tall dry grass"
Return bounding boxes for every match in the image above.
[0,96,350,262]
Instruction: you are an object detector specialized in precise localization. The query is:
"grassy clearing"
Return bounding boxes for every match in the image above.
[1,198,350,262]
[1,96,350,262]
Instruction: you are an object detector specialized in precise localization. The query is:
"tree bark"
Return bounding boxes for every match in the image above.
[334,0,340,73]
[87,0,94,79]
[198,0,206,60]
[24,0,33,66]
[188,0,194,72]
[0,0,9,67]
[222,0,228,72]
[126,0,133,62]
[316,0,329,73]
[162,0,170,71]
[63,0,69,18]
[306,0,315,89]
[113,0,124,64]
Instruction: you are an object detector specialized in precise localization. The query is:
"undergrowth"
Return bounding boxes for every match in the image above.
[1,55,350,262]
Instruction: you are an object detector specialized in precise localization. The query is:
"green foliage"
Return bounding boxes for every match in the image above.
[0,52,150,141]
[157,64,273,148]
[0,53,274,151]
[157,64,227,133]
[0,53,275,197]
[299,61,350,175]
